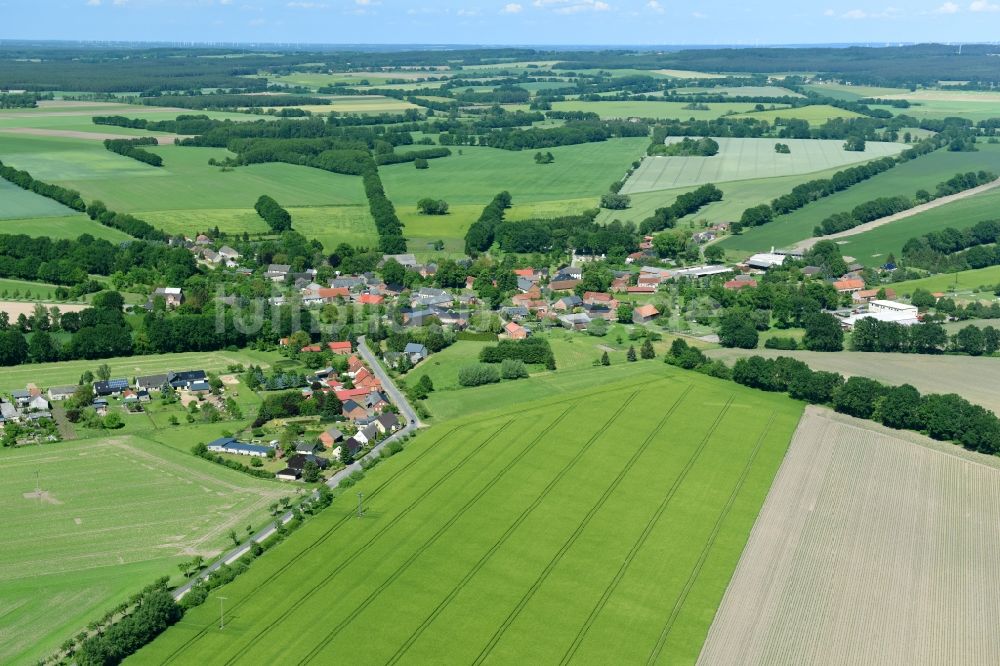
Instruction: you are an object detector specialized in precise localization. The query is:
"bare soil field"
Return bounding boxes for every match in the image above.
[705,348,1000,414]
[0,127,183,144]
[0,300,88,318]
[699,406,1000,666]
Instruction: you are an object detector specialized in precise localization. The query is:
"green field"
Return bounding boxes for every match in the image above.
[622,137,904,194]
[0,349,279,393]
[0,436,287,665]
[0,178,77,219]
[834,186,1000,266]
[718,142,1000,254]
[886,265,1000,295]
[673,85,804,98]
[0,133,376,249]
[597,164,864,228]
[0,213,133,242]
[382,139,647,206]
[545,100,781,120]
[131,364,802,665]
[737,104,863,123]
[802,83,909,100]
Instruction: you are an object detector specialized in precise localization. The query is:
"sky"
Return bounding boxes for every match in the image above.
[3,0,1000,46]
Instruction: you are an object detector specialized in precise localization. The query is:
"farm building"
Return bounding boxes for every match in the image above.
[746,252,786,270]
[168,370,207,390]
[207,437,269,457]
[319,427,345,448]
[842,300,920,330]
[505,321,529,339]
[47,385,77,401]
[833,278,865,294]
[328,341,352,355]
[633,304,660,324]
[94,379,129,397]
[135,374,169,391]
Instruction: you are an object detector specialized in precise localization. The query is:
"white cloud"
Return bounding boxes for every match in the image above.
[220,0,233,4]
[501,2,522,12]
[86,0,101,5]
[457,7,480,15]
[533,0,610,13]
[970,0,999,11]
[823,8,835,15]
[646,0,664,13]
[691,10,707,18]
[287,1,327,7]
[934,1,960,12]
[840,6,901,18]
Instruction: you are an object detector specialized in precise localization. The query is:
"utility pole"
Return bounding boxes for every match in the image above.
[357,492,364,518]
[218,596,227,630]
[35,470,39,494]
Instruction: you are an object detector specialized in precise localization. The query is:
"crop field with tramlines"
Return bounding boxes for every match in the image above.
[621,137,903,195]
[0,436,287,665]
[700,406,1000,665]
[131,367,802,665]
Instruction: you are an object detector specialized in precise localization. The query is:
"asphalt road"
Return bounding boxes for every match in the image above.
[173,335,420,601]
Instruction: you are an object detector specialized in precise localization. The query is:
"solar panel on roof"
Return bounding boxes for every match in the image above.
[108,379,128,390]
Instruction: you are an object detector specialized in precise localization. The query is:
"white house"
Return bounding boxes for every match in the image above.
[842,299,920,330]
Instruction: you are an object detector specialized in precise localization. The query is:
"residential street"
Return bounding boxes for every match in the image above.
[173,335,421,600]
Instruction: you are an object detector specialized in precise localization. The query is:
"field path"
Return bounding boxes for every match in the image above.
[791,177,1000,252]
[0,127,184,144]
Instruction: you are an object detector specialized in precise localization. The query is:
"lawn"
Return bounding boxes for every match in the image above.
[622,137,904,195]
[718,142,1000,254]
[0,349,280,393]
[131,364,803,666]
[832,185,1000,266]
[0,435,289,665]
[382,139,648,206]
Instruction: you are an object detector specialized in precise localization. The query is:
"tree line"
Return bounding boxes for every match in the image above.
[254,195,293,232]
[464,191,512,256]
[639,183,723,235]
[665,339,1000,454]
[813,170,996,236]
[0,160,85,212]
[901,218,1000,271]
[103,137,163,167]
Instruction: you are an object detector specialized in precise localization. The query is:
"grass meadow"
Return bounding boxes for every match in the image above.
[131,365,802,665]
[622,137,903,194]
[718,142,1000,254]
[886,265,1000,295]
[382,139,648,206]
[0,435,288,665]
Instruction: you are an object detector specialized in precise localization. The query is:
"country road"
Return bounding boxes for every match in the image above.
[172,335,420,601]
[791,177,1000,253]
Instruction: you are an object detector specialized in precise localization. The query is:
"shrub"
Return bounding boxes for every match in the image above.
[500,358,529,380]
[458,363,501,387]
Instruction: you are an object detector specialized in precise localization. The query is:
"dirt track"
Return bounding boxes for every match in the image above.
[792,177,1000,252]
[0,127,182,144]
